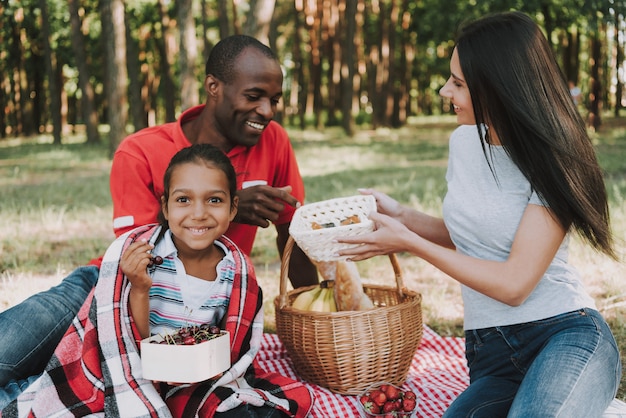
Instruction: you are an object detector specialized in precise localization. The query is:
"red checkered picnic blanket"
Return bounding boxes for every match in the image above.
[257,326,469,417]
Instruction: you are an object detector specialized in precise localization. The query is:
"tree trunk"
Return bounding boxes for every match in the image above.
[201,0,212,65]
[101,0,129,154]
[68,0,100,144]
[306,0,323,129]
[126,10,147,132]
[217,0,230,38]
[178,0,199,111]
[292,1,307,129]
[0,76,6,137]
[324,1,339,127]
[39,0,62,144]
[387,0,398,127]
[396,0,411,125]
[243,0,275,45]
[562,26,580,84]
[31,44,44,134]
[340,0,356,135]
[231,0,241,35]
[614,11,624,116]
[372,2,388,128]
[587,34,602,132]
[157,0,176,123]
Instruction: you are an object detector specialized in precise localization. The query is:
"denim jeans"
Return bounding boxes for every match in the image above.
[443,308,621,418]
[0,265,99,408]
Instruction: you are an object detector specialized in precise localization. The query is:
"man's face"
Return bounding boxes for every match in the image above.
[214,48,284,148]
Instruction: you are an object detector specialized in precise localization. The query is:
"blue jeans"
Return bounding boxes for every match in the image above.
[0,265,99,408]
[443,308,621,418]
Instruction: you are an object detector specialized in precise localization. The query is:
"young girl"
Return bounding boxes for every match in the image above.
[338,11,621,418]
[121,143,239,341]
[2,144,313,418]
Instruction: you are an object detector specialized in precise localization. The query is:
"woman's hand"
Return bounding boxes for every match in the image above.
[337,211,415,261]
[358,188,403,218]
[120,240,154,292]
[359,188,454,249]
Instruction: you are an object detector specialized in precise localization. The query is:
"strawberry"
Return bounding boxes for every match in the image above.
[369,389,387,407]
[384,385,400,401]
[382,400,397,413]
[402,397,417,412]
[404,390,417,400]
[367,403,381,414]
[393,399,403,411]
[359,395,370,406]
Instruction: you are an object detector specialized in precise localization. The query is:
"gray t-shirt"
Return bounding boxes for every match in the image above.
[442,125,595,330]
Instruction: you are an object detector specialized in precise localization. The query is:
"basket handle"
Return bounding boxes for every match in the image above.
[277,236,405,309]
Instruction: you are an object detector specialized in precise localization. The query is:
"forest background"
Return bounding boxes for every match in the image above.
[1,0,624,149]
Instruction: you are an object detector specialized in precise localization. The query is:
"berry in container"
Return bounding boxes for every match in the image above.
[140,328,230,383]
[358,382,418,417]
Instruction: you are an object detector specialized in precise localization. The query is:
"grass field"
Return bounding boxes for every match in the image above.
[1,115,626,399]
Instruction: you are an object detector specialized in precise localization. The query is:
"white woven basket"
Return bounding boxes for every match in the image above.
[289,195,377,261]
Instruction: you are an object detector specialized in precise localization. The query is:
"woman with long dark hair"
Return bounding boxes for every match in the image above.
[339,11,621,417]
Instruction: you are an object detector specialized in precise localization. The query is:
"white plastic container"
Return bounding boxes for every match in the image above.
[140,331,230,383]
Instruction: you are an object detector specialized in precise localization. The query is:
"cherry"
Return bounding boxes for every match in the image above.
[147,255,164,268]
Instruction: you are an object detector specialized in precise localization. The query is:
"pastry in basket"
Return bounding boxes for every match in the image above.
[335,260,374,311]
[314,260,374,311]
[311,221,336,229]
[340,214,361,226]
[311,215,361,230]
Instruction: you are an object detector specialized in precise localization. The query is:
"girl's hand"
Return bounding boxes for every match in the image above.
[337,211,414,261]
[120,239,154,292]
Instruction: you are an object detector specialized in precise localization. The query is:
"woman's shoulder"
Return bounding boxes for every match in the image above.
[450,124,479,140]
[448,125,482,153]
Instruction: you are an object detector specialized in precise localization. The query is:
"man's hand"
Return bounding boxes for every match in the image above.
[234,185,301,227]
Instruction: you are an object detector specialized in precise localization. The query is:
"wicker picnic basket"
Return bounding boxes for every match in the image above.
[288,194,377,262]
[274,236,423,395]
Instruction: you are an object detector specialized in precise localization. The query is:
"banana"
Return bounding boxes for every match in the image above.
[326,286,338,312]
[291,286,322,310]
[308,288,329,312]
[291,282,339,313]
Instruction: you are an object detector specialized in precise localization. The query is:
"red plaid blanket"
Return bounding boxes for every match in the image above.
[1,225,313,418]
[257,326,469,417]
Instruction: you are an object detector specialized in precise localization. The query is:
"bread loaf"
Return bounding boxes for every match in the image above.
[313,260,374,311]
[334,260,374,311]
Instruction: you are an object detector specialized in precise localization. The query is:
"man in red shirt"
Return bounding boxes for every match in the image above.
[0,35,317,407]
[108,35,316,285]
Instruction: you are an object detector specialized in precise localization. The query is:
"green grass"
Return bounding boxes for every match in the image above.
[1,115,626,399]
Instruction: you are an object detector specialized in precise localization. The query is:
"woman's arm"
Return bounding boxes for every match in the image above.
[120,240,154,338]
[340,203,565,306]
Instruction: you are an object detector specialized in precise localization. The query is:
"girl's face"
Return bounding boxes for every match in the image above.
[161,161,237,257]
[439,48,475,125]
